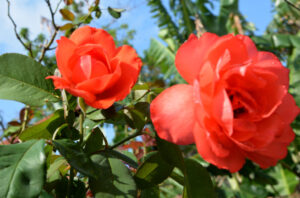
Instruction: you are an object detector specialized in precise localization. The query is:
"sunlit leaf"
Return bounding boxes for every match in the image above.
[134,151,174,189]
[53,139,99,178]
[0,53,59,106]
[19,109,65,141]
[60,9,75,21]
[0,140,46,198]
[108,7,125,19]
[89,153,137,197]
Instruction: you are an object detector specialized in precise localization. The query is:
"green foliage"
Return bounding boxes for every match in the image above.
[134,151,174,189]
[0,140,46,198]
[53,139,100,178]
[108,7,125,19]
[0,53,59,106]
[19,109,65,141]
[89,153,137,198]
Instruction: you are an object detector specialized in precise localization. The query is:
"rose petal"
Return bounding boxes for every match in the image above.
[70,26,116,57]
[212,88,233,135]
[75,61,121,94]
[254,51,290,87]
[46,77,96,103]
[236,35,258,58]
[245,126,295,169]
[193,123,245,173]
[150,84,196,145]
[232,119,256,141]
[175,33,219,84]
[114,45,142,71]
[46,76,71,89]
[85,96,116,109]
[205,34,249,68]
[92,57,140,101]
[275,93,300,124]
[69,45,112,84]
[55,37,77,81]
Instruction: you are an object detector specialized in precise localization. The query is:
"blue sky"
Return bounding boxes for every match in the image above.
[0,0,273,129]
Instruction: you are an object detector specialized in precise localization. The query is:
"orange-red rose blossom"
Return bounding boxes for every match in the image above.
[46,26,142,109]
[150,33,300,172]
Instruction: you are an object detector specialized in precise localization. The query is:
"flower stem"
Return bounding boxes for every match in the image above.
[67,167,74,198]
[79,112,84,144]
[109,129,143,150]
[21,106,29,132]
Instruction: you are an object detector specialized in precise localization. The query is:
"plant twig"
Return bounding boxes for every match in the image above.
[38,0,60,62]
[280,161,300,178]
[6,0,33,57]
[233,14,244,35]
[45,0,58,29]
[67,167,74,198]
[79,112,84,144]
[284,0,300,11]
[109,129,143,150]
[54,0,63,14]
[21,106,29,132]
[194,13,206,38]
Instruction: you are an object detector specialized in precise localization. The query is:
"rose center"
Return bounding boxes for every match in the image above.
[227,90,248,118]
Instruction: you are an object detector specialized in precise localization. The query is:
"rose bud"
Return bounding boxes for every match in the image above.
[46,26,142,109]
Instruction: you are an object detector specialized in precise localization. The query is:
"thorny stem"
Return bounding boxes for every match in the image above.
[54,0,63,14]
[39,0,60,62]
[233,14,244,35]
[103,134,109,149]
[194,13,206,38]
[109,129,143,150]
[6,0,33,57]
[61,89,69,119]
[280,161,300,178]
[21,106,29,132]
[135,89,151,102]
[284,0,300,11]
[79,112,84,144]
[67,167,74,198]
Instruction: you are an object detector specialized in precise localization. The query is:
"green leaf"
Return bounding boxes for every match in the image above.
[47,156,67,183]
[272,34,291,48]
[39,190,54,198]
[134,151,174,189]
[95,7,102,18]
[53,139,99,178]
[183,158,216,198]
[156,137,185,170]
[86,107,105,121]
[0,53,59,106]
[59,23,74,31]
[146,38,175,75]
[3,125,21,137]
[132,83,149,90]
[103,150,138,169]
[140,186,160,198]
[19,109,65,141]
[270,164,299,196]
[84,127,104,154]
[89,153,137,198]
[59,9,75,21]
[108,7,125,19]
[0,140,46,198]
[239,178,268,198]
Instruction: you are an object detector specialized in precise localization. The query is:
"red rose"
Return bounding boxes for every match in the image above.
[150,33,300,172]
[46,26,142,109]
